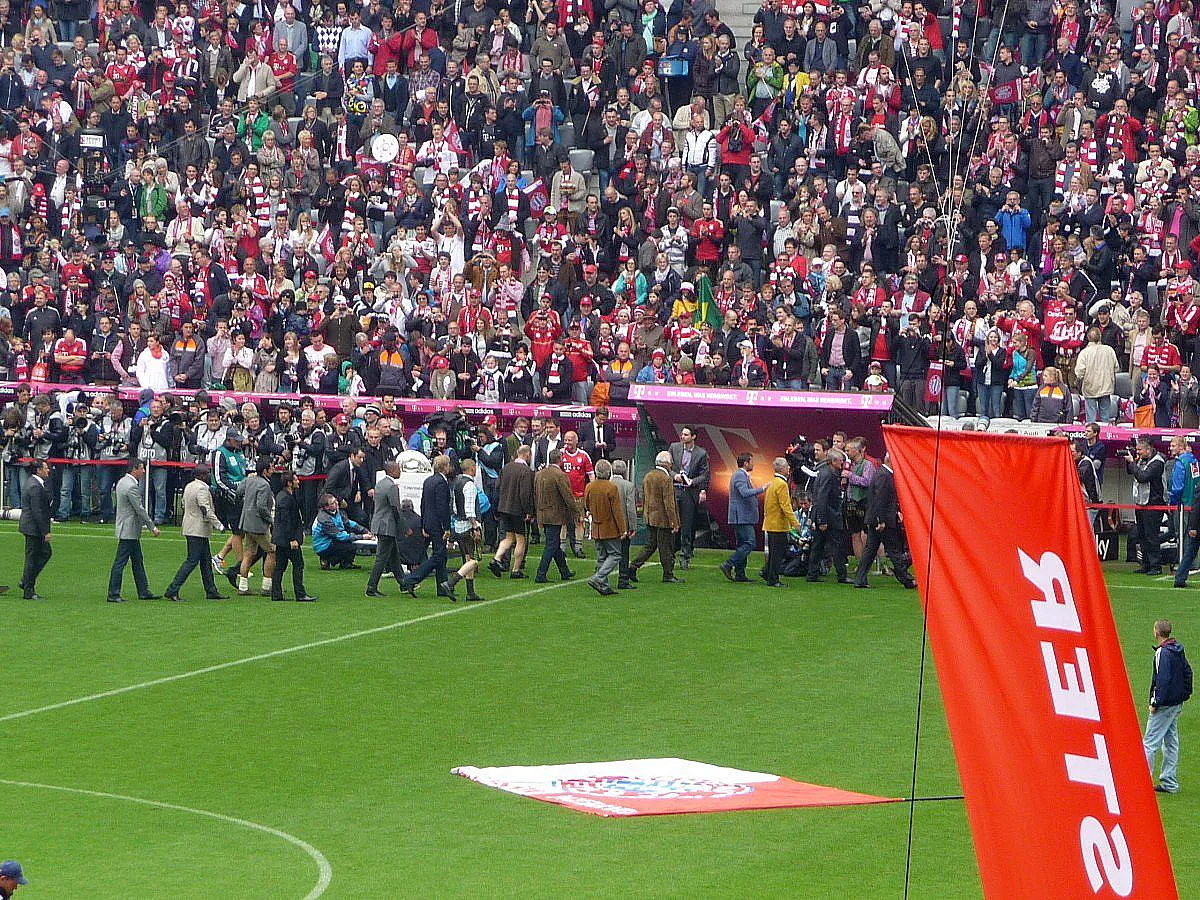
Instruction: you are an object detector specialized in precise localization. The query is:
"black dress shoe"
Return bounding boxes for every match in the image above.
[534,575,549,583]
[617,582,636,590]
[339,563,362,570]
[561,569,575,580]
[437,582,457,601]
[297,595,318,602]
[733,575,751,583]
[0,585,9,594]
[224,568,239,587]
[488,559,504,578]
[365,589,385,597]
[140,593,161,600]
[837,576,851,584]
[764,582,786,588]
[627,570,639,583]
[720,564,734,582]
[465,593,486,602]
[271,594,288,601]
[399,580,417,597]
[662,576,684,584]
[206,593,228,600]
[107,596,125,603]
[1144,568,1164,576]
[853,582,870,589]
[900,581,917,590]
[510,570,527,579]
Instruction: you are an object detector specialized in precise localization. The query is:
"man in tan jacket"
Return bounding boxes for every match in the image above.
[164,463,228,601]
[584,459,626,595]
[630,451,682,583]
[534,450,577,583]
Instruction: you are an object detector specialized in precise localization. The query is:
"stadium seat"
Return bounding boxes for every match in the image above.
[569,148,594,175]
[1115,372,1133,399]
[957,392,968,417]
[559,121,575,147]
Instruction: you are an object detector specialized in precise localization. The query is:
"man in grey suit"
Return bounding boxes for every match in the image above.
[366,461,409,597]
[668,426,710,570]
[611,459,638,590]
[235,456,276,596]
[107,459,161,603]
[19,458,53,600]
[721,453,765,583]
[164,463,228,602]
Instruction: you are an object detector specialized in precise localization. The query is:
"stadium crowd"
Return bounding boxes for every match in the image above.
[4,0,1200,516]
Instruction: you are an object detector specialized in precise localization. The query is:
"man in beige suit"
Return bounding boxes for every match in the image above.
[233,48,279,101]
[629,451,681,583]
[164,463,228,601]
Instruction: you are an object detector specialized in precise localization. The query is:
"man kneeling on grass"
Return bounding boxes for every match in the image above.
[312,492,372,569]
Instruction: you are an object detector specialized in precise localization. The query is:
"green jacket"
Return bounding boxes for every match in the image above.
[746,61,783,101]
[238,111,271,152]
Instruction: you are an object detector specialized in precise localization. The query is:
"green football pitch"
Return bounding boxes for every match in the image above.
[1,521,1196,898]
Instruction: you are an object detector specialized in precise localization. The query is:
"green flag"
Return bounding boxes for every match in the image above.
[696,273,722,331]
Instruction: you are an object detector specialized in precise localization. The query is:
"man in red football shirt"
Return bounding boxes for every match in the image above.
[561,429,595,558]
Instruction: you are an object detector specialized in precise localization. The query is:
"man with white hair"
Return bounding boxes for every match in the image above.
[628,451,681,583]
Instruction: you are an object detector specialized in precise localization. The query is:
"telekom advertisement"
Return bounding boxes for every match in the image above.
[631,385,892,533]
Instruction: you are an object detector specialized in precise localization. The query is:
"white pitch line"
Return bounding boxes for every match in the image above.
[0,778,332,899]
[0,580,571,724]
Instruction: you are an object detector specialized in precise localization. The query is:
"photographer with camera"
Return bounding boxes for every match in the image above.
[131,398,176,526]
[1126,436,1168,577]
[58,401,99,522]
[96,398,133,524]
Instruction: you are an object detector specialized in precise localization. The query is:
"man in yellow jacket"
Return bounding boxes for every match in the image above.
[763,457,800,587]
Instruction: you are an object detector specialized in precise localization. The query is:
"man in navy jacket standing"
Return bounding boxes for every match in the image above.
[720,453,764,583]
[401,455,453,599]
[1144,619,1192,794]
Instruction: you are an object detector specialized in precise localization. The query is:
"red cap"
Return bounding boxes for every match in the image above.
[954,253,968,264]
[334,413,349,425]
[483,414,499,426]
[583,263,597,275]
[432,355,450,368]
[1177,260,1193,273]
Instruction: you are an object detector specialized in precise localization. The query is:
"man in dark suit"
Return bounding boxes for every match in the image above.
[325,447,365,519]
[19,459,53,600]
[807,447,848,583]
[668,426,710,570]
[578,406,616,462]
[533,450,577,583]
[366,461,408,597]
[401,455,454,598]
[853,453,916,589]
[489,445,536,578]
[271,470,316,602]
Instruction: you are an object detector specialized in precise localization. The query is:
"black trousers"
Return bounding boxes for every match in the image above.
[855,525,913,586]
[764,531,788,585]
[631,526,675,579]
[807,525,847,580]
[167,535,220,596]
[676,488,700,559]
[108,538,150,599]
[273,545,307,598]
[367,534,408,590]
[319,541,358,568]
[1135,509,1164,569]
[618,536,631,584]
[22,534,51,593]
[407,532,448,587]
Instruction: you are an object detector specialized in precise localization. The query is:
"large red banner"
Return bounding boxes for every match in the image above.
[885,427,1177,899]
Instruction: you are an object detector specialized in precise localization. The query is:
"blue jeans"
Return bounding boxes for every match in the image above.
[148,462,168,523]
[536,523,572,579]
[97,463,119,521]
[779,378,808,391]
[1144,703,1183,792]
[725,523,757,576]
[1020,31,1048,68]
[5,462,26,509]
[1011,386,1036,421]
[108,538,151,600]
[941,385,962,418]
[977,382,1005,419]
[1084,395,1114,424]
[59,463,95,519]
[825,366,850,391]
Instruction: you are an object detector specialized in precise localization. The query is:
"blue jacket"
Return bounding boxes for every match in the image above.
[1169,451,1198,505]
[311,509,365,554]
[420,472,452,535]
[995,206,1032,250]
[1151,640,1192,708]
[727,467,765,524]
